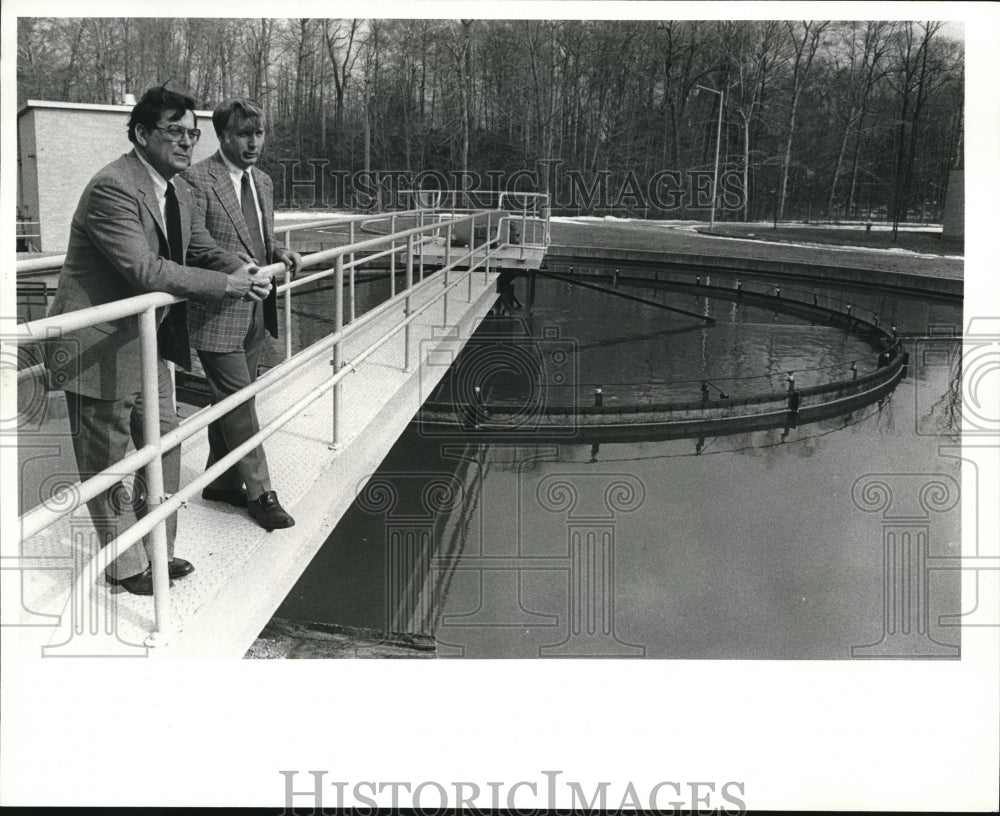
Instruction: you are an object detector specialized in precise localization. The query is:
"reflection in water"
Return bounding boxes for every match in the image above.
[268,273,962,659]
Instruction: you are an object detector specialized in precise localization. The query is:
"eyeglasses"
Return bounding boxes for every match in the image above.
[152,125,201,144]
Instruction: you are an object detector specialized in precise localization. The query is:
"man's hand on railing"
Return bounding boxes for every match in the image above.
[274,247,304,277]
[249,270,274,300]
[224,262,271,302]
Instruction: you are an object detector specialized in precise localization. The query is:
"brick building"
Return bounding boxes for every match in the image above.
[17,100,221,252]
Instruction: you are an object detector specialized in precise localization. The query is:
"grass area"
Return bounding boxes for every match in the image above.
[698,223,963,256]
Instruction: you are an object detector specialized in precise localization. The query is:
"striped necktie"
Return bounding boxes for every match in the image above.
[241,171,267,264]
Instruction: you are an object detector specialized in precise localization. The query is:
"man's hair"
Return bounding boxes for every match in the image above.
[212,98,265,138]
[127,86,197,144]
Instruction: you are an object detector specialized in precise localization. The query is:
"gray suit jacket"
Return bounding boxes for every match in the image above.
[182,152,282,353]
[45,151,243,399]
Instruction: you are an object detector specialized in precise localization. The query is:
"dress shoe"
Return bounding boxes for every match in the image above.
[108,559,194,594]
[168,557,195,579]
[248,490,295,531]
[113,567,173,596]
[202,486,248,508]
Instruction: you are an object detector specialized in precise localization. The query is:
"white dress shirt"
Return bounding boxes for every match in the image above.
[220,151,265,247]
[134,150,170,229]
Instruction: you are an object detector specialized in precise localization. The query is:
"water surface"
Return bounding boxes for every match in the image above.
[271,270,962,659]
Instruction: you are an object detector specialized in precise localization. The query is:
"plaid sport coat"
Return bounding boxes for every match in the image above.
[182,152,282,352]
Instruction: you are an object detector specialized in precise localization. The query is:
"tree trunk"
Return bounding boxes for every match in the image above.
[827,117,853,219]
[742,114,750,222]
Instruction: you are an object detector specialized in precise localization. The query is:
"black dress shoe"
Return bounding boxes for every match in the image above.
[248,490,295,531]
[108,559,194,594]
[168,558,195,579]
[115,567,174,596]
[202,486,249,508]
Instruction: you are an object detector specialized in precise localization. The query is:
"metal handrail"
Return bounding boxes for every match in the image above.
[271,208,442,239]
[11,208,504,646]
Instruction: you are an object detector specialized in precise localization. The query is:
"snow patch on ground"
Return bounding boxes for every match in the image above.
[274,210,355,221]
[549,215,962,259]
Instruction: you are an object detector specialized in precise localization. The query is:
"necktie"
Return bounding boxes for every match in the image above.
[241,171,267,264]
[165,181,183,262]
[158,181,191,370]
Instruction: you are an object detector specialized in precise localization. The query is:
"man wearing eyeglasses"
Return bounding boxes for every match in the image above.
[45,86,271,596]
[182,98,302,531]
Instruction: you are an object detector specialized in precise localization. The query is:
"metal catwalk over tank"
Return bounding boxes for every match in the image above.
[8,197,547,658]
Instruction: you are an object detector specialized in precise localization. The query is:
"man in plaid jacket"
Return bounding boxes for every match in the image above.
[182,98,302,531]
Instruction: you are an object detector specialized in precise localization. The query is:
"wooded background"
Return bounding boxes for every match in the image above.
[18,18,963,225]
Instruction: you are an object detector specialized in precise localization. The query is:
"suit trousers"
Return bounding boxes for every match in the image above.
[64,359,179,581]
[197,300,272,500]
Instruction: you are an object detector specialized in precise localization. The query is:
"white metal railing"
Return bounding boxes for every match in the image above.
[10,203,519,646]
[396,190,551,256]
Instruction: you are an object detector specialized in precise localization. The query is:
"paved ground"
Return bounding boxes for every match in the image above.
[547,218,963,280]
[699,221,961,256]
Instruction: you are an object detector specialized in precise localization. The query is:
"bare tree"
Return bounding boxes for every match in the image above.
[719,20,785,221]
[776,21,828,221]
[822,22,891,219]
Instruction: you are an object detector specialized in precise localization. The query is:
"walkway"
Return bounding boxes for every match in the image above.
[9,266,499,659]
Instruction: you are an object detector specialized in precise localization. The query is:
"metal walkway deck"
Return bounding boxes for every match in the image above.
[9,267,499,659]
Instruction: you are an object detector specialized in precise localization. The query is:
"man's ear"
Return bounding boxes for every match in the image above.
[134,125,149,148]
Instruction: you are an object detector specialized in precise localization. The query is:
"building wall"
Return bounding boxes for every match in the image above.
[941,168,964,240]
[16,113,40,245]
[18,104,221,252]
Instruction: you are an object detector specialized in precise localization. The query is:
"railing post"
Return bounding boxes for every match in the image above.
[389,214,397,298]
[484,214,492,284]
[787,372,799,416]
[284,230,293,360]
[349,222,356,323]
[139,307,171,641]
[405,235,415,372]
[520,201,527,261]
[469,213,479,302]
[418,211,425,281]
[443,218,459,326]
[333,256,344,447]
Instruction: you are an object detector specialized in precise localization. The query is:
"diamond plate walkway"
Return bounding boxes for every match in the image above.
[9,267,499,659]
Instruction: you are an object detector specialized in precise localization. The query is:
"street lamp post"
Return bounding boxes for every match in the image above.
[695,84,724,231]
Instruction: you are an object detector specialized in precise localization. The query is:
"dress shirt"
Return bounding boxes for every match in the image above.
[134,150,170,228]
[220,152,265,248]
